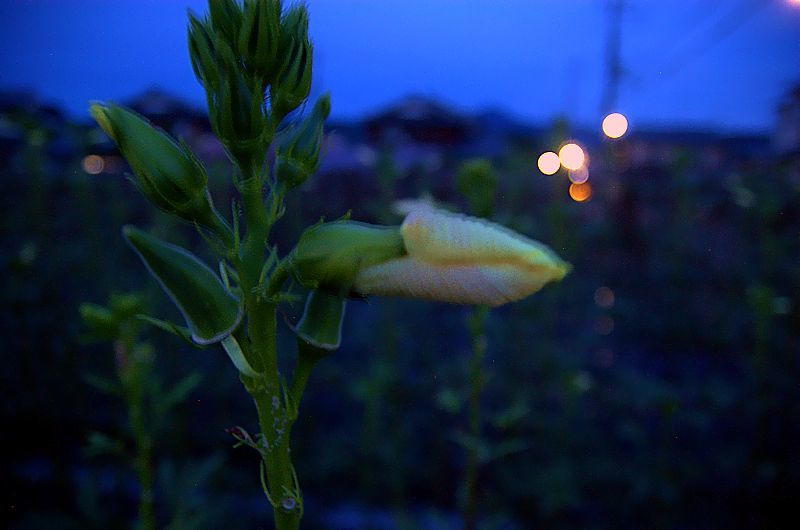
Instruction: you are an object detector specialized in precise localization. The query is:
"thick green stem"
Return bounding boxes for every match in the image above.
[240,176,270,283]
[236,161,302,528]
[243,306,302,530]
[463,305,489,530]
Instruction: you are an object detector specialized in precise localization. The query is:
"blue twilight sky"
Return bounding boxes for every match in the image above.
[1,0,798,132]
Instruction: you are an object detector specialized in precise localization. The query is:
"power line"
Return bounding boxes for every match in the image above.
[657,0,768,81]
[636,0,719,68]
[600,0,625,115]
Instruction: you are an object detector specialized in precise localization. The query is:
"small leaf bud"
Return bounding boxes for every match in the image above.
[238,0,282,85]
[275,93,330,189]
[270,5,312,122]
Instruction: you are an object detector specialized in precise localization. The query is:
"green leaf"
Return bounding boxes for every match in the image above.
[490,400,529,430]
[83,373,120,396]
[449,431,490,462]
[79,303,119,341]
[485,438,533,464]
[123,226,242,344]
[85,431,125,457]
[156,372,203,417]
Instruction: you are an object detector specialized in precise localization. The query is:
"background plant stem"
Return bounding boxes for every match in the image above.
[463,305,489,530]
[117,336,156,530]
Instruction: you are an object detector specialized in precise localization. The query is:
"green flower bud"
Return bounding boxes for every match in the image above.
[290,220,406,294]
[456,158,497,219]
[271,5,312,122]
[238,0,281,85]
[208,0,243,50]
[275,94,330,189]
[209,69,270,160]
[90,103,217,226]
[188,13,221,91]
[190,5,272,166]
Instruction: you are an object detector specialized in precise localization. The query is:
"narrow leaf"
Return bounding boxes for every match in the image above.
[83,373,120,396]
[136,314,201,348]
[157,372,204,417]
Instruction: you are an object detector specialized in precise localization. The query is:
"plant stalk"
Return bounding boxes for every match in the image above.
[463,305,489,530]
[237,163,303,529]
[117,337,156,530]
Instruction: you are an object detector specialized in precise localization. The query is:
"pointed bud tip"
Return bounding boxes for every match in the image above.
[553,260,572,281]
[315,93,331,118]
[122,225,147,248]
[89,102,114,139]
[121,225,136,238]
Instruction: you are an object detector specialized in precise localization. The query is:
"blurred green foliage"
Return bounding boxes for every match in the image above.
[2,103,799,528]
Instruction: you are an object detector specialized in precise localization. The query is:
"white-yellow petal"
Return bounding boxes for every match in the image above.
[353,207,570,306]
[400,208,564,266]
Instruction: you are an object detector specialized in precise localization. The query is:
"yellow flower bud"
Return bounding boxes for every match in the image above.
[352,207,570,306]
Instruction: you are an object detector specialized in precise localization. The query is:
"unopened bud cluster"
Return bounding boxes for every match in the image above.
[90,0,328,236]
[188,0,319,171]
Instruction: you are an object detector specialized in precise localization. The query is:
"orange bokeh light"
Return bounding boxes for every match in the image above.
[82,154,105,175]
[537,151,560,175]
[594,286,615,308]
[559,143,586,171]
[569,182,592,202]
[602,112,628,139]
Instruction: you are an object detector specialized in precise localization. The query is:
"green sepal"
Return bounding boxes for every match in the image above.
[290,220,406,292]
[123,226,242,345]
[293,290,346,351]
[221,335,259,377]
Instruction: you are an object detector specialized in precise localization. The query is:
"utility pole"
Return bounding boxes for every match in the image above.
[601,0,624,116]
